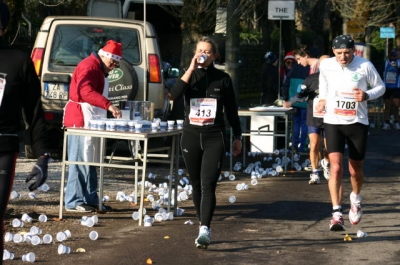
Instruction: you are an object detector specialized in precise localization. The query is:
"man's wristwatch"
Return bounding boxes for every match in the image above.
[234,135,242,141]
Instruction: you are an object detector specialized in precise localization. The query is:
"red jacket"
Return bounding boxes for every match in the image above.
[63,53,111,127]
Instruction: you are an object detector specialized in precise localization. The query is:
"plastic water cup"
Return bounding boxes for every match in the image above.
[31,235,43,245]
[147,194,155,202]
[23,234,32,243]
[43,234,53,244]
[229,174,236,181]
[236,183,244,191]
[13,233,23,243]
[4,232,13,242]
[38,214,47,222]
[167,212,174,220]
[228,196,236,203]
[132,211,140,220]
[30,226,42,235]
[56,231,67,242]
[10,190,20,199]
[81,216,95,227]
[12,218,24,227]
[22,252,35,262]
[276,165,283,173]
[89,231,99,240]
[154,213,163,222]
[98,120,106,130]
[58,244,71,255]
[134,123,142,132]
[22,213,33,223]
[176,207,185,216]
[151,122,158,131]
[167,120,175,130]
[251,179,258,186]
[102,195,110,202]
[159,121,167,130]
[357,230,368,238]
[176,119,184,129]
[63,229,72,238]
[3,249,15,260]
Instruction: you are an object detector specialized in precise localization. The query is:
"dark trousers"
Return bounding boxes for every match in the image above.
[180,130,225,228]
[0,152,18,262]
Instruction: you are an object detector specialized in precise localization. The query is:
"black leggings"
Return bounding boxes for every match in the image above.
[181,130,225,228]
[0,152,18,262]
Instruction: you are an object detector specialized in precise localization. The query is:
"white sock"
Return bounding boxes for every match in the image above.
[350,192,362,203]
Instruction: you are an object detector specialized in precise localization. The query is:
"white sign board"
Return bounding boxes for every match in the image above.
[268,0,295,20]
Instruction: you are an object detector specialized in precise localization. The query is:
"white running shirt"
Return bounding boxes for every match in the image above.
[319,56,385,125]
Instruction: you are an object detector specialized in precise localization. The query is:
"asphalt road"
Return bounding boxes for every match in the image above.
[4,127,400,265]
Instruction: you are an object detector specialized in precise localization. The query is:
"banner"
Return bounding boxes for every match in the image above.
[354,42,367,58]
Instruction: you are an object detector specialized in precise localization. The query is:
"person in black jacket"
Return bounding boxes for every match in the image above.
[284,55,331,185]
[170,36,242,249]
[260,51,279,105]
[0,3,49,259]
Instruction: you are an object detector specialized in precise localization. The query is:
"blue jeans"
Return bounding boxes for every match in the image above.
[64,135,99,209]
[293,107,308,152]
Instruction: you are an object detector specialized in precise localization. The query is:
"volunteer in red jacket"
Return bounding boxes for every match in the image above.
[63,40,122,212]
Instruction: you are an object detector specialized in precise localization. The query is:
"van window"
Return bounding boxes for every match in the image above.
[48,25,140,72]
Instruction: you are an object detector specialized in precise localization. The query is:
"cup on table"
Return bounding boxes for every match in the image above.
[160,121,167,130]
[151,122,158,131]
[167,120,175,130]
[176,119,184,129]
[134,123,142,132]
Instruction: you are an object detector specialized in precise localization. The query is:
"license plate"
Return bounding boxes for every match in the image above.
[44,83,69,100]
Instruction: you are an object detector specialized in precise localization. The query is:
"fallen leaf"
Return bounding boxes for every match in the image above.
[76,248,86,252]
[164,236,170,239]
[146,258,153,264]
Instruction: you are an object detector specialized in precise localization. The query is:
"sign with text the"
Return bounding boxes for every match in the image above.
[268,0,295,20]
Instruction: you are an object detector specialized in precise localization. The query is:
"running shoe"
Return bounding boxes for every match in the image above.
[308,172,320,185]
[330,212,345,231]
[195,225,211,249]
[349,202,363,225]
[320,159,330,180]
[382,122,391,130]
[395,122,400,131]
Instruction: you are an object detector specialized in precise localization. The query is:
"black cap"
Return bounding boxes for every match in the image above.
[332,35,354,49]
[264,51,278,64]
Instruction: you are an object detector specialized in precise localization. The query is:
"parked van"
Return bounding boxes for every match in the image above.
[30,16,169,156]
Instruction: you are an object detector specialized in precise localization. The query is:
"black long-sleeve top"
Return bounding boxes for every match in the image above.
[0,42,47,157]
[297,72,324,128]
[170,64,242,137]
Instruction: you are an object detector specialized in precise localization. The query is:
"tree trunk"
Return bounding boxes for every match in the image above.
[225,0,241,104]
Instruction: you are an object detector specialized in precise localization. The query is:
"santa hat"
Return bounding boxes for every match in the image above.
[284,51,295,62]
[98,40,122,62]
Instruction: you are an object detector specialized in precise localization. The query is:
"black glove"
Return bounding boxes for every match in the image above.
[26,156,49,191]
